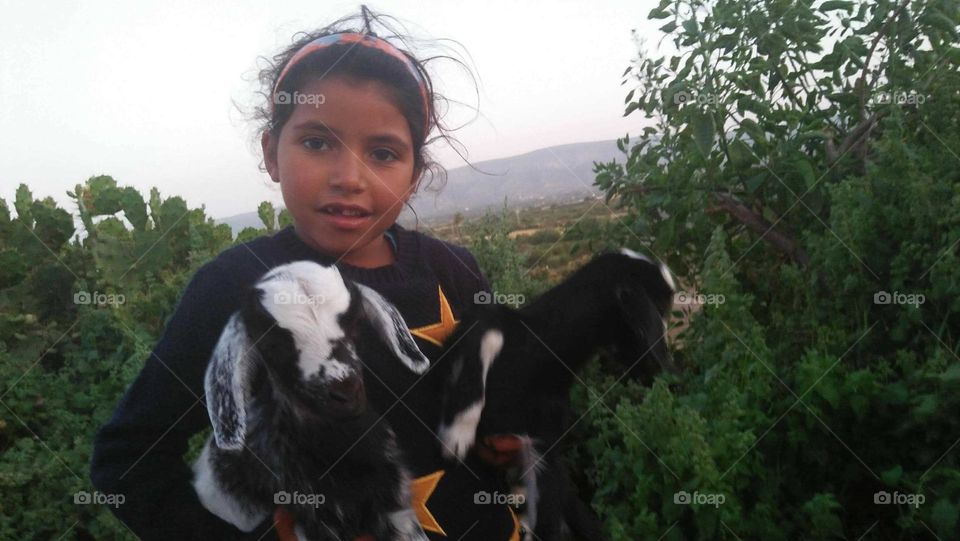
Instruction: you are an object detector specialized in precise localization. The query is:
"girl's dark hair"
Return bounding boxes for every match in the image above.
[252,6,478,193]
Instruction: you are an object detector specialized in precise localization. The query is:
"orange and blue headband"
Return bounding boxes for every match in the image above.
[272,32,431,136]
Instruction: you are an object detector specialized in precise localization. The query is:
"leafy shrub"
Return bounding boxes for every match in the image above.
[579,0,960,539]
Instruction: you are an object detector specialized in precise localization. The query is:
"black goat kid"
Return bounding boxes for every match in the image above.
[438,249,677,541]
[192,261,429,541]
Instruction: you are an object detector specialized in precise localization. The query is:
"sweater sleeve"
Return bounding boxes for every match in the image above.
[89,259,277,541]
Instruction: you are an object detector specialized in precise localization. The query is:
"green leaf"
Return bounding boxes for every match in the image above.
[660,21,678,33]
[691,110,715,156]
[746,172,767,193]
[648,7,671,19]
[258,201,276,231]
[880,465,902,486]
[794,159,816,189]
[740,118,766,144]
[15,184,34,224]
[819,1,853,12]
[121,187,148,231]
[278,208,293,229]
[930,499,959,535]
[728,138,754,167]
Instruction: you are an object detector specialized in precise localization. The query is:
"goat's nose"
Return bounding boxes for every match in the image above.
[328,375,363,404]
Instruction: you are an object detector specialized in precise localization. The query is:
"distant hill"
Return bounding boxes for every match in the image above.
[217,138,623,233]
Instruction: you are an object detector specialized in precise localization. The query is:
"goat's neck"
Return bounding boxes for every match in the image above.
[518,277,618,367]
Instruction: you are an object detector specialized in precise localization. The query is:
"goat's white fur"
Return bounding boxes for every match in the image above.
[441,401,484,459]
[518,435,544,533]
[256,262,354,382]
[439,329,503,459]
[192,444,269,532]
[205,313,259,450]
[619,248,676,292]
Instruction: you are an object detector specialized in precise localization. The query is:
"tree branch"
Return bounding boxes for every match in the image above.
[706,192,810,266]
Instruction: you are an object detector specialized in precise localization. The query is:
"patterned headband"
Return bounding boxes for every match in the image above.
[272,32,431,138]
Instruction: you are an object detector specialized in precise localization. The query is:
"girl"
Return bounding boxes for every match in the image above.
[91,7,523,541]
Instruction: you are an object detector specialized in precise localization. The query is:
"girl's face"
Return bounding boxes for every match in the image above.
[262,75,419,268]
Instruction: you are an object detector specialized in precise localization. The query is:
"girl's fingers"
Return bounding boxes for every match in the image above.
[274,507,298,541]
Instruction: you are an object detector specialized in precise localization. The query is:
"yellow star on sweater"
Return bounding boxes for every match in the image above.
[409,285,459,347]
[410,470,446,536]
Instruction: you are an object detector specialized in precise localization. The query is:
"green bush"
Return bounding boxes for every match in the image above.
[581,0,960,539]
[0,177,267,539]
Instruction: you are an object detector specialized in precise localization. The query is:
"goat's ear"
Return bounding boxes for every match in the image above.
[613,284,672,374]
[205,312,260,450]
[355,283,430,374]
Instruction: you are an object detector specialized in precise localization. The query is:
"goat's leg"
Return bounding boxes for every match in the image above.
[530,463,565,541]
[561,481,606,540]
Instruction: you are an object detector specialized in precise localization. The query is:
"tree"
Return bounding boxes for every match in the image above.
[577,1,960,538]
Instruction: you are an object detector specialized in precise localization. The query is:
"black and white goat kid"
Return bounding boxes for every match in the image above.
[438,249,677,541]
[191,261,430,541]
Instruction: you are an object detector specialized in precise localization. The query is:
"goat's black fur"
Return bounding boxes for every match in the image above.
[438,250,677,541]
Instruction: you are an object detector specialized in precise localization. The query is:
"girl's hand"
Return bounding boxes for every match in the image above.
[476,434,525,467]
[273,507,297,541]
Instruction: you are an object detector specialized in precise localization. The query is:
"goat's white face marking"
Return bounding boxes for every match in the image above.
[619,247,651,263]
[256,262,353,382]
[440,401,484,460]
[658,262,676,292]
[619,248,677,293]
[479,329,504,383]
[439,329,504,459]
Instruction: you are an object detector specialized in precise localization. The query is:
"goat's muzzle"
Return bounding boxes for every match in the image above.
[326,374,366,417]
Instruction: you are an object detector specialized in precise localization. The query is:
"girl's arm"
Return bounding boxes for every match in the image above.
[90,260,277,540]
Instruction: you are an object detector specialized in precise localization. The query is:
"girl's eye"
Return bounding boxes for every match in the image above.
[372,148,398,162]
[303,137,331,151]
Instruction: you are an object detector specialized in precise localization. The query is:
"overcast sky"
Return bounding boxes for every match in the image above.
[1,0,665,219]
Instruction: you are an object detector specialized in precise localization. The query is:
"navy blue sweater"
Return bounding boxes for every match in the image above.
[90,224,519,540]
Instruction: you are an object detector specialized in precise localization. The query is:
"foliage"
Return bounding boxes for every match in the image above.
[583,0,960,538]
[461,205,551,305]
[0,177,237,539]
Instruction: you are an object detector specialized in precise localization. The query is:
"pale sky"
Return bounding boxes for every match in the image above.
[1,0,664,219]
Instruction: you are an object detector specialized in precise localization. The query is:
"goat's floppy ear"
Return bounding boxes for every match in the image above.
[355,283,430,374]
[205,312,261,450]
[614,283,673,374]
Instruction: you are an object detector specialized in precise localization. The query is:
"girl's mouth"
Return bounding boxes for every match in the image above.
[318,203,374,230]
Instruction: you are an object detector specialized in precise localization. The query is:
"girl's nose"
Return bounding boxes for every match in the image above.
[328,150,367,193]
